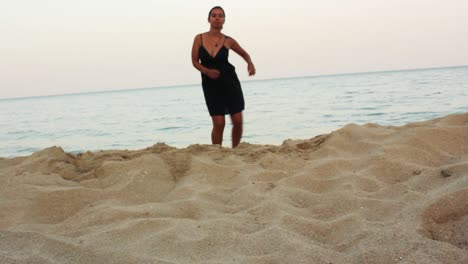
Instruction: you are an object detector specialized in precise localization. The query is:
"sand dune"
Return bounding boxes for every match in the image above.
[1,113,467,263]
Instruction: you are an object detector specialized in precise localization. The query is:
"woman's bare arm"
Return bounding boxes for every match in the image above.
[229,38,256,76]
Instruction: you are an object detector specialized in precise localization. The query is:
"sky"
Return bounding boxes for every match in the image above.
[1,0,467,99]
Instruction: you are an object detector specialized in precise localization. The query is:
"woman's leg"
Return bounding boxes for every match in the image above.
[211,115,225,145]
[230,112,243,148]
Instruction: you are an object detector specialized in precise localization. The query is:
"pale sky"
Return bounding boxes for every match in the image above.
[1,0,467,99]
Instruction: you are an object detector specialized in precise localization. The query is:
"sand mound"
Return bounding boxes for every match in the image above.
[1,113,467,263]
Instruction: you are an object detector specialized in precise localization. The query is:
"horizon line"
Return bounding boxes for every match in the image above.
[1,64,467,101]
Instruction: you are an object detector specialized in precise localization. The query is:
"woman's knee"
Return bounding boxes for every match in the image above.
[230,112,243,126]
[232,120,242,129]
[211,116,226,129]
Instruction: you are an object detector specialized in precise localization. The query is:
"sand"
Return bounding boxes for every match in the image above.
[1,113,467,264]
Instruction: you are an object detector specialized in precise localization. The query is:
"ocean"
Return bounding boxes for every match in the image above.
[1,66,467,157]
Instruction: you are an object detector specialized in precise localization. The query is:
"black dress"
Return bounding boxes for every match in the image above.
[199,34,244,116]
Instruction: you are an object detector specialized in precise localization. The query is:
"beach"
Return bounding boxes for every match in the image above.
[1,113,467,263]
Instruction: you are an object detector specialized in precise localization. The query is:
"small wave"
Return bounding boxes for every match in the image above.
[17,147,42,156]
[7,129,38,135]
[359,107,378,110]
[157,126,185,131]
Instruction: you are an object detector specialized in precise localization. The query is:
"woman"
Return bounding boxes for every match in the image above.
[191,6,256,148]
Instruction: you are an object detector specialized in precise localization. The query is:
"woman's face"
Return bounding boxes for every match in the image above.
[208,8,225,29]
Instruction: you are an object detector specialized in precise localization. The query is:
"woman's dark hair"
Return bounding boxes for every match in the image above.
[208,6,225,20]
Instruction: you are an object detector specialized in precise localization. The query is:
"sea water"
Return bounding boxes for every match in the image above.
[1,66,467,157]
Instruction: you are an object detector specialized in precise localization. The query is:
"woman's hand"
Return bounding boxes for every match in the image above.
[205,69,221,79]
[248,63,256,76]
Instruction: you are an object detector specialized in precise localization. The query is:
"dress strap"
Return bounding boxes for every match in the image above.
[200,34,203,45]
[222,35,228,45]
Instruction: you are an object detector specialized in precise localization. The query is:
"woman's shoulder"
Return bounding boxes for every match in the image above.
[197,32,212,37]
[224,35,238,48]
[224,35,237,42]
[193,32,208,45]
[194,32,208,39]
